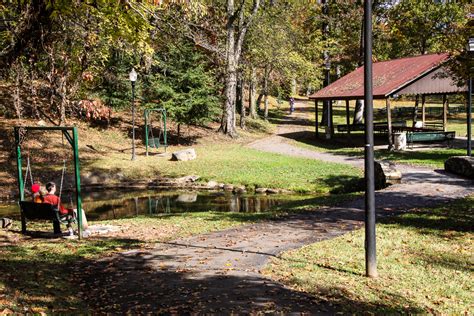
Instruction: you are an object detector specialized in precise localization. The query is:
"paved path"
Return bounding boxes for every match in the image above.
[79,101,473,314]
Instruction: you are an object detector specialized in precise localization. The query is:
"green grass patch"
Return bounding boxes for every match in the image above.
[85,144,362,193]
[288,136,466,168]
[264,196,474,314]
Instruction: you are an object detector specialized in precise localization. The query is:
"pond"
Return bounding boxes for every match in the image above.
[0,190,299,221]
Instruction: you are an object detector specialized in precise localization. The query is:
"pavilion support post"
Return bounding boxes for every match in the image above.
[386,98,393,150]
[315,100,319,138]
[345,100,351,138]
[413,95,419,127]
[421,95,426,127]
[443,94,448,132]
[330,100,334,137]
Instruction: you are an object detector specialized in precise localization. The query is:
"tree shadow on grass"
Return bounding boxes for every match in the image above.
[418,250,474,273]
[317,174,365,194]
[381,198,473,235]
[0,235,143,313]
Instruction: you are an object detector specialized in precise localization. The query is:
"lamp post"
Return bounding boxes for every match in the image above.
[129,68,137,161]
[322,0,331,139]
[467,38,473,157]
[364,0,377,278]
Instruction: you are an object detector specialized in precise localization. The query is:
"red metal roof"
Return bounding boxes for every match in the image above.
[309,53,451,100]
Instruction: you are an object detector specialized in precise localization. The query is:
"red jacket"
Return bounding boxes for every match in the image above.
[42,194,69,215]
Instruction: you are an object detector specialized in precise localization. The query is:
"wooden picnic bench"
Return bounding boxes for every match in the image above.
[336,121,406,133]
[19,201,75,234]
[422,121,444,130]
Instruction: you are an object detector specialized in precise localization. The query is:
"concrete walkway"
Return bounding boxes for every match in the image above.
[79,102,473,313]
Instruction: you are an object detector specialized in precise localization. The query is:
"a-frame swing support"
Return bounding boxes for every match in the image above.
[14,126,84,239]
[144,108,167,156]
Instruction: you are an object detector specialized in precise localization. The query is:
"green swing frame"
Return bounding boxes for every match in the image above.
[14,126,84,239]
[144,108,167,156]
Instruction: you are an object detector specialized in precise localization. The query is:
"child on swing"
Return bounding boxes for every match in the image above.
[31,183,43,203]
[42,182,89,234]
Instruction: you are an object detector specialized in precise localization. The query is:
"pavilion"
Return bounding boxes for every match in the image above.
[309,53,468,147]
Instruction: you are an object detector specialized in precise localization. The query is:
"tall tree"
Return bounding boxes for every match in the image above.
[388,0,466,57]
[219,0,260,137]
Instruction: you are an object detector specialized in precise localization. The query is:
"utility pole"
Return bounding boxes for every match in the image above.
[468,77,472,156]
[364,0,377,278]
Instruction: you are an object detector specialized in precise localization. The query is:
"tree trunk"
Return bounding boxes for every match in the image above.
[219,0,260,136]
[58,73,67,126]
[238,73,246,129]
[13,67,22,120]
[353,99,364,124]
[321,103,329,126]
[30,72,40,119]
[263,66,270,120]
[291,78,297,96]
[256,93,263,112]
[264,94,269,120]
[221,15,237,136]
[177,123,181,144]
[249,67,257,119]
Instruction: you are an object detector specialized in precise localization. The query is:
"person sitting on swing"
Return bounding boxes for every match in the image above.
[31,183,43,203]
[42,182,89,231]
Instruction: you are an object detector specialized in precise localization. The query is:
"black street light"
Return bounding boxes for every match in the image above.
[364,0,377,278]
[129,68,137,161]
[467,38,473,157]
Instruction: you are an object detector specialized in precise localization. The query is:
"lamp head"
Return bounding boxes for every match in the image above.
[129,68,137,82]
[467,38,474,53]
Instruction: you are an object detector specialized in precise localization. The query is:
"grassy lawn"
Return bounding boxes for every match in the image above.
[85,143,362,193]
[263,196,474,314]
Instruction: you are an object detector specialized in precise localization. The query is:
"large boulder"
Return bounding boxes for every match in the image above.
[171,148,197,161]
[255,188,268,194]
[176,193,198,203]
[1,218,12,229]
[374,160,402,190]
[444,156,474,179]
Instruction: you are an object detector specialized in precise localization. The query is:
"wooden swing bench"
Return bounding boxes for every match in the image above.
[19,201,75,235]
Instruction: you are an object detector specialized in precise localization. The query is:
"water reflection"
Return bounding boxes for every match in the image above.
[0,190,293,221]
[82,191,286,221]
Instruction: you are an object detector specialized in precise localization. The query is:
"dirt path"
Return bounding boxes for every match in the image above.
[79,101,473,314]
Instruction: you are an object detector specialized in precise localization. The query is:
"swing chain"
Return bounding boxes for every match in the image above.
[17,127,28,146]
[22,156,34,196]
[58,159,67,207]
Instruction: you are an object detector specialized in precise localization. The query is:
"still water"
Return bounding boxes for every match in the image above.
[0,190,294,221]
